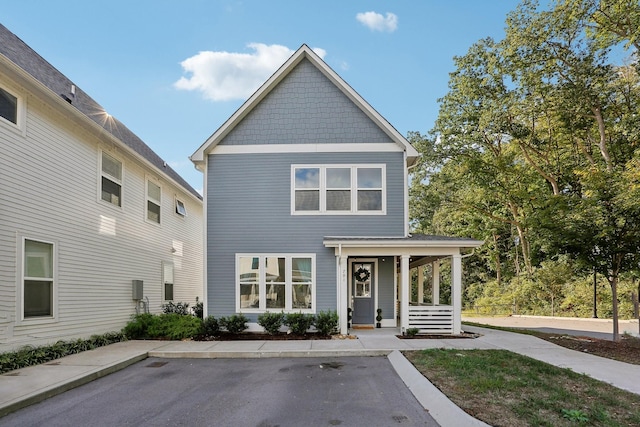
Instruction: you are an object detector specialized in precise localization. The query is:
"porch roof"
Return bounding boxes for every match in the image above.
[323,233,483,249]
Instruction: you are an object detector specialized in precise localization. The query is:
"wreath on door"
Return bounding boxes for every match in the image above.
[354,266,370,282]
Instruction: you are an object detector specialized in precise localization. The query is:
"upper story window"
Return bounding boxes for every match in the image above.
[0,87,18,125]
[101,152,122,207]
[292,165,385,215]
[146,179,161,224]
[175,199,187,217]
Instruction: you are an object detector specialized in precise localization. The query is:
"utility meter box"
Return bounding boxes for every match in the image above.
[132,280,144,300]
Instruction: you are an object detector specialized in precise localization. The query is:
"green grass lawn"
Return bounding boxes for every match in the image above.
[403,349,640,427]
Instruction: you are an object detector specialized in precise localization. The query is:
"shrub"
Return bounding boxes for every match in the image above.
[0,332,126,374]
[162,301,190,315]
[147,314,202,340]
[284,312,314,335]
[123,313,155,339]
[123,313,202,340]
[219,314,249,334]
[314,310,339,336]
[258,311,285,334]
[201,315,220,337]
[406,327,420,337]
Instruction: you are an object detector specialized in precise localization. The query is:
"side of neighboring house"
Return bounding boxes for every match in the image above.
[192,45,482,335]
[0,25,204,351]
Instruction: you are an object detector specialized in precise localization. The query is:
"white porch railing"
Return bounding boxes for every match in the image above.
[408,305,454,334]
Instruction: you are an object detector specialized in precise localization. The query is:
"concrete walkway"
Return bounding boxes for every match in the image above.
[2,322,639,426]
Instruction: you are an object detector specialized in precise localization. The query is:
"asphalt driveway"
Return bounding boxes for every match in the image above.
[1,356,438,427]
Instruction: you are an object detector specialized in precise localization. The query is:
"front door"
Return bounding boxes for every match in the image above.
[352,262,375,325]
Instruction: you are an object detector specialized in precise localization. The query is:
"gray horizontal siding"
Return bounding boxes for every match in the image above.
[206,151,405,317]
[220,58,391,146]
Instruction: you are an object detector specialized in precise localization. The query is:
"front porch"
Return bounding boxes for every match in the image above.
[324,234,483,335]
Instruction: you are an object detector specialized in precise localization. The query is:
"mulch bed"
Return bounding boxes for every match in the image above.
[532,332,640,365]
[194,332,333,341]
[396,332,481,339]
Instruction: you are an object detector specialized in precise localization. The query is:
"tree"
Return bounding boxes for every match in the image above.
[409,0,640,340]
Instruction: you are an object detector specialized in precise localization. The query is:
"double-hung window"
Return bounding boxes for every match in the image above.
[163,262,174,301]
[0,87,18,125]
[23,239,55,318]
[146,180,161,224]
[237,254,315,312]
[101,152,122,207]
[292,165,385,214]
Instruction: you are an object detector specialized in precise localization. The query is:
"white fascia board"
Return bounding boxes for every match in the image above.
[190,46,310,164]
[211,143,402,155]
[323,238,484,249]
[190,44,421,166]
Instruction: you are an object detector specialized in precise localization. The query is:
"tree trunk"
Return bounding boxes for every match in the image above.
[493,234,502,285]
[609,274,620,342]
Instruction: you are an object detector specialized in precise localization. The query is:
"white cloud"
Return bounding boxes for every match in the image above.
[356,11,398,33]
[174,43,326,101]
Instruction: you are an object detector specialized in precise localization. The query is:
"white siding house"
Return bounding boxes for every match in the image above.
[0,25,203,351]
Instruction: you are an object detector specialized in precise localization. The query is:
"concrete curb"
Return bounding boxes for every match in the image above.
[148,349,391,359]
[0,353,148,418]
[387,350,490,427]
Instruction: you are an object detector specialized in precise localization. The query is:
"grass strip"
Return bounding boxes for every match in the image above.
[404,349,640,427]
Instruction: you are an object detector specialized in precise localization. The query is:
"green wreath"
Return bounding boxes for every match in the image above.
[354,266,371,282]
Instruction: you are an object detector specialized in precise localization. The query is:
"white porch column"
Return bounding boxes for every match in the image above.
[401,254,410,332]
[452,254,462,334]
[338,255,349,334]
[417,266,424,304]
[432,261,440,305]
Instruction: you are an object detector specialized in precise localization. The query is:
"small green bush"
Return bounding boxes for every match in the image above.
[284,312,314,335]
[123,313,155,339]
[406,327,420,337]
[314,310,339,336]
[123,313,202,340]
[162,301,190,315]
[258,311,285,334]
[219,314,249,334]
[0,332,126,374]
[147,314,202,340]
[201,315,220,337]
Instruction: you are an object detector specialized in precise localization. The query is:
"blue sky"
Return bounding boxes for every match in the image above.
[3,1,521,192]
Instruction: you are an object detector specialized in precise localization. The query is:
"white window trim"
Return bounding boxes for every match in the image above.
[175,197,187,217]
[291,164,386,215]
[18,236,58,323]
[98,150,124,209]
[235,253,316,314]
[0,83,26,135]
[145,176,162,225]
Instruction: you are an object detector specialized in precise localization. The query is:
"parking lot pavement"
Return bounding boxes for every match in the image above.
[0,356,440,427]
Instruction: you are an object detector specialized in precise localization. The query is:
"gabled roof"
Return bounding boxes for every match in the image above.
[190,44,420,167]
[0,24,201,201]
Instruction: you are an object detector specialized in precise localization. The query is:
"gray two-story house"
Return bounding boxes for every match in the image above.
[191,45,481,335]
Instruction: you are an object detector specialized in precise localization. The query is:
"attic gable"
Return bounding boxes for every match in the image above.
[190,44,419,166]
